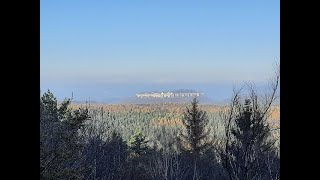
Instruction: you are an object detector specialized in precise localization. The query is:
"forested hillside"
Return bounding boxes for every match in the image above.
[41,84,280,180]
[70,102,280,152]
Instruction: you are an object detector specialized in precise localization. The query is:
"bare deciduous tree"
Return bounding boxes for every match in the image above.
[221,64,280,180]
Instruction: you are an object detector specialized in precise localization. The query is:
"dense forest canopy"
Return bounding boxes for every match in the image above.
[40,82,279,180]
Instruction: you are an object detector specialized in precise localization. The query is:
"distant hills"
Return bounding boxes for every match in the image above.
[136,89,203,99]
[68,88,279,106]
[137,89,198,94]
[119,96,214,104]
[119,89,218,104]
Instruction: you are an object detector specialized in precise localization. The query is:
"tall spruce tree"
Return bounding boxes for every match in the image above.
[222,64,280,180]
[178,98,211,156]
[223,97,278,180]
[178,98,213,179]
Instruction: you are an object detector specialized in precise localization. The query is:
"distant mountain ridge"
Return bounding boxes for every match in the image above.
[136,89,203,99]
[120,96,214,104]
[137,89,198,94]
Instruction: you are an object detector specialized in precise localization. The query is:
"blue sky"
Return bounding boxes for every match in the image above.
[41,0,279,101]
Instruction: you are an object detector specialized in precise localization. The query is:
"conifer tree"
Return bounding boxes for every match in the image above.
[129,131,149,156]
[178,98,213,179]
[40,90,89,180]
[222,65,280,180]
[178,98,211,156]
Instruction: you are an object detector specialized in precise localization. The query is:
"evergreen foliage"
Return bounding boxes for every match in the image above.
[40,88,279,180]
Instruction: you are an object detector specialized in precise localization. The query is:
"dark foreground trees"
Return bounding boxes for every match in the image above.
[40,90,89,179]
[40,91,129,180]
[177,98,224,180]
[222,97,280,180]
[82,131,129,180]
[221,66,280,180]
[178,98,212,156]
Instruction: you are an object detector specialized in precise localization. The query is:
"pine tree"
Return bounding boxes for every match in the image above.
[222,63,280,180]
[40,90,89,180]
[178,98,211,156]
[127,131,151,180]
[223,98,278,180]
[129,131,149,156]
[177,98,213,179]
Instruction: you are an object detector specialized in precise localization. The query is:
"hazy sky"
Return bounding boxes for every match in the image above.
[41,0,279,100]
